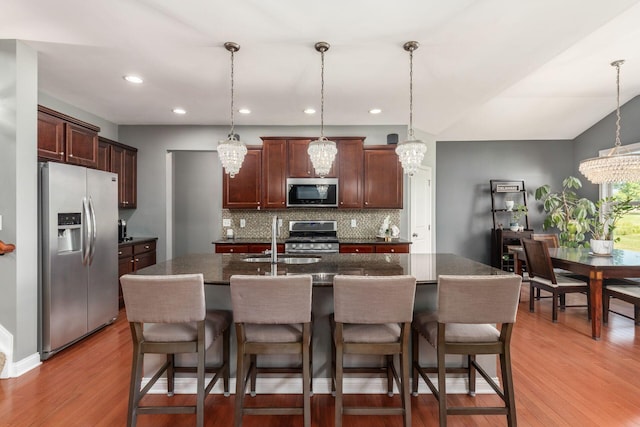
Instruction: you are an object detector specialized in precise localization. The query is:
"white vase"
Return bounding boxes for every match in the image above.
[505,200,514,211]
[590,239,613,255]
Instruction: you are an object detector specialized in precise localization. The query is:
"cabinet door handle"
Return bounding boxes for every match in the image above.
[60,152,65,155]
[135,258,139,262]
[118,251,122,255]
[390,249,395,253]
[69,154,73,157]
[144,245,150,249]
[130,259,134,263]
[355,249,359,252]
[230,249,234,252]
[364,201,369,205]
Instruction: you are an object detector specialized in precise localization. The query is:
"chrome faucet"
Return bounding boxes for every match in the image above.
[271,215,278,264]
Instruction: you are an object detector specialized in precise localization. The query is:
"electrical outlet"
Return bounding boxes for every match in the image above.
[222,219,231,227]
[278,218,283,227]
[240,219,246,228]
[351,219,357,228]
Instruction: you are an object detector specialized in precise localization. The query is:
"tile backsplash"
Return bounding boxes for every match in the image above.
[222,209,401,239]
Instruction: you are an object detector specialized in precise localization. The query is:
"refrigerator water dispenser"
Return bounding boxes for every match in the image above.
[57,213,81,253]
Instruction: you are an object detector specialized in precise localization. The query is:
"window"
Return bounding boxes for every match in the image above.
[600,142,640,250]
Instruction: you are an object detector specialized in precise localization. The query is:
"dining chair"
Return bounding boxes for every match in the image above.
[603,282,640,325]
[230,274,313,427]
[412,274,522,427]
[331,275,416,427]
[120,273,231,427]
[521,238,591,322]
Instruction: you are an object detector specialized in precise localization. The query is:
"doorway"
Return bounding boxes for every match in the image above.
[409,166,433,253]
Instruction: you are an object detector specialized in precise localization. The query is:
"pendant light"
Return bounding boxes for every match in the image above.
[395,41,427,176]
[579,60,640,184]
[217,42,247,178]
[307,42,337,177]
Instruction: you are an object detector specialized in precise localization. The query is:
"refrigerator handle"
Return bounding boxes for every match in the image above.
[88,196,97,264]
[82,197,91,265]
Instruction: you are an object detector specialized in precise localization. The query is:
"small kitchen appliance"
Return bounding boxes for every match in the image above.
[118,219,127,243]
[285,220,339,253]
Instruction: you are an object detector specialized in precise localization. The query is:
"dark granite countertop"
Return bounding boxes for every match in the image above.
[135,252,508,286]
[119,237,158,247]
[338,238,412,245]
[213,238,287,245]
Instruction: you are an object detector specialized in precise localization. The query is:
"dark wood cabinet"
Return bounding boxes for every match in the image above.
[340,243,410,254]
[340,244,375,254]
[215,243,285,254]
[261,139,287,209]
[223,147,262,209]
[337,138,364,208]
[288,138,337,178]
[38,105,100,168]
[363,146,403,209]
[100,137,138,209]
[118,239,157,308]
[491,229,532,272]
[97,139,111,171]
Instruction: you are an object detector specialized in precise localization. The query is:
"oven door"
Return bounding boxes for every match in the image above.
[286,178,338,207]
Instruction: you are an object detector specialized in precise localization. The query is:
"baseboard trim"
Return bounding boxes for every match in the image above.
[3,352,41,378]
[144,373,498,395]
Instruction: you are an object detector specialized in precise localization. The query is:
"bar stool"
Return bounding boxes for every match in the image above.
[230,274,313,427]
[120,273,231,427]
[412,274,522,427]
[331,275,416,427]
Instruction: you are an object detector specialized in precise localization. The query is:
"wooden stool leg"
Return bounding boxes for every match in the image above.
[603,293,610,325]
[412,328,419,396]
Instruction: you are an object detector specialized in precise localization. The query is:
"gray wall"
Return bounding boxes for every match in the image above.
[0,40,38,362]
[574,95,640,201]
[435,140,573,264]
[173,151,221,257]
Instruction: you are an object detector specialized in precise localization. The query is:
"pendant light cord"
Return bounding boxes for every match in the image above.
[408,47,414,139]
[230,48,235,138]
[320,48,325,139]
[614,61,621,148]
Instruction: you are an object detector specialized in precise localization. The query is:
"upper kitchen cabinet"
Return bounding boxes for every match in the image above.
[38,105,100,168]
[363,146,403,209]
[261,139,287,209]
[288,138,337,178]
[337,138,364,208]
[223,146,262,209]
[99,137,138,209]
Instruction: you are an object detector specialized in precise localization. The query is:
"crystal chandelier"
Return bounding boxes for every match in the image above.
[579,60,640,184]
[217,42,247,178]
[308,42,337,177]
[396,41,427,176]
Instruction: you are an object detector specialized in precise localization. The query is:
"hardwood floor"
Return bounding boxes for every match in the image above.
[2,284,640,426]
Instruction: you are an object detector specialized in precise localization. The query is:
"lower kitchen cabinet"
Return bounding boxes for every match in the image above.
[340,243,410,254]
[118,238,157,308]
[215,243,285,254]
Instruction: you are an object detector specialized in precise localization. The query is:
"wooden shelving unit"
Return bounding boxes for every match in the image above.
[490,180,532,271]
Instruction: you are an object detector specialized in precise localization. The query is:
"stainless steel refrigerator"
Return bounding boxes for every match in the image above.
[39,162,118,360]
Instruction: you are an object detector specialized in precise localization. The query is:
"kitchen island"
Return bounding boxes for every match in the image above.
[134,253,511,395]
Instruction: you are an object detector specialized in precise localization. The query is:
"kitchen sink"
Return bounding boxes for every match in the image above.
[242,255,322,264]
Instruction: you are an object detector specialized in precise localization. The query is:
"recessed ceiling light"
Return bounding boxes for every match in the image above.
[123,75,143,84]
[238,108,251,114]
[369,108,382,114]
[172,108,187,115]
[304,108,316,115]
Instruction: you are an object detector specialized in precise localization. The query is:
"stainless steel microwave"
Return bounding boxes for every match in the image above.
[286,178,338,207]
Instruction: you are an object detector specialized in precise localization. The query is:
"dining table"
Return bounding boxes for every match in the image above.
[513,246,640,340]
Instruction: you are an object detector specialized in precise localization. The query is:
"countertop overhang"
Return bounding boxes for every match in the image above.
[135,252,507,286]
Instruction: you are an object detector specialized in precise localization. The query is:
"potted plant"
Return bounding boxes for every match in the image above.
[509,204,528,231]
[535,176,595,248]
[589,195,634,254]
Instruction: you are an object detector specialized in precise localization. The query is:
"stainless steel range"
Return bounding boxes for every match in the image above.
[285,220,339,253]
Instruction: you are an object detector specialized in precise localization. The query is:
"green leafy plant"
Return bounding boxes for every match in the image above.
[511,204,528,224]
[535,176,595,248]
[590,195,634,241]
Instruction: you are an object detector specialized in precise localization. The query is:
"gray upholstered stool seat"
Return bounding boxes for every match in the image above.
[412,274,522,427]
[230,274,313,427]
[331,275,416,427]
[120,273,231,427]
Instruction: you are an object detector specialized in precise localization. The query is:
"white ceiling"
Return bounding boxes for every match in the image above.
[3,0,640,141]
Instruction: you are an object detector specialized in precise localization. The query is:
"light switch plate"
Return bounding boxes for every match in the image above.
[0,214,2,231]
[222,219,231,227]
[351,219,357,228]
[240,219,246,228]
